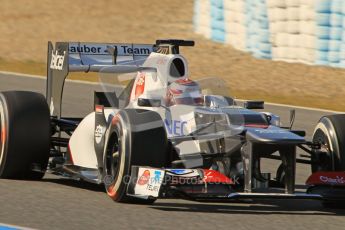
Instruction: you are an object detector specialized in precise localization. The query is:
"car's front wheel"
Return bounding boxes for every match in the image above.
[103,109,168,203]
[310,114,345,208]
[311,115,345,172]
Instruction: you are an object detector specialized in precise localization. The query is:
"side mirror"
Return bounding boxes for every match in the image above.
[244,100,264,109]
[137,98,161,107]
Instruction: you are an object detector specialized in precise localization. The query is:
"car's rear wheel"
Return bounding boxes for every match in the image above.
[104,109,168,204]
[0,91,50,179]
[310,114,345,208]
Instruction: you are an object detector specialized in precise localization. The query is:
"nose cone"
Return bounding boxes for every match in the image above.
[245,126,305,144]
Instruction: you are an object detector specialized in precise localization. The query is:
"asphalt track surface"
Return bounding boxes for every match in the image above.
[0,72,345,230]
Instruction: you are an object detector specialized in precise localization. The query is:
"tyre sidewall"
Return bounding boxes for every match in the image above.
[0,91,50,179]
[104,113,131,201]
[0,94,9,176]
[312,116,345,171]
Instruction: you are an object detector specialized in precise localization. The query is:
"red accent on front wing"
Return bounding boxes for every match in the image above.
[306,171,345,186]
[202,170,234,184]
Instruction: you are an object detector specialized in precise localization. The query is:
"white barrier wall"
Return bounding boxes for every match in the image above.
[194,0,212,39]
[268,0,316,64]
[246,0,272,59]
[314,0,344,67]
[193,0,345,68]
[224,0,247,51]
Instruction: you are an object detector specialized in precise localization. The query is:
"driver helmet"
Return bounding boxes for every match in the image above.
[165,78,204,106]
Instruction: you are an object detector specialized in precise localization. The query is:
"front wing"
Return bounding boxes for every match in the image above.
[127,166,345,202]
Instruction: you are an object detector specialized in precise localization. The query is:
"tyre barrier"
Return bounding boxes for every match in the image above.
[193,0,345,68]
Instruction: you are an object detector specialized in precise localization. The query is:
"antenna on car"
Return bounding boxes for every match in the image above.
[155,39,195,54]
[289,109,295,130]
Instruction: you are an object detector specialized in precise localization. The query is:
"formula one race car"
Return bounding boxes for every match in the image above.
[1,39,345,207]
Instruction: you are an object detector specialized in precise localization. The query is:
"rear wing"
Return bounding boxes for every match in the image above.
[46,41,155,117]
[50,42,154,71]
[46,39,194,118]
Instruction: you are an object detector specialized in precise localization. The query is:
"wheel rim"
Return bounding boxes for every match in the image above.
[312,129,333,171]
[105,132,121,186]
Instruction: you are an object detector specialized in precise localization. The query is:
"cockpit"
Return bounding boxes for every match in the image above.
[165,79,204,106]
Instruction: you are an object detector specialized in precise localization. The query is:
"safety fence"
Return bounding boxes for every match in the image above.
[193,0,345,67]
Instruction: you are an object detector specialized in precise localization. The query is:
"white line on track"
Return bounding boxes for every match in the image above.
[0,70,98,85]
[0,70,342,114]
[0,222,35,230]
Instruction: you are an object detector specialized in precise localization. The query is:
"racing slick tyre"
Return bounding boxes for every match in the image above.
[104,109,168,204]
[311,114,345,208]
[312,114,345,172]
[0,91,50,180]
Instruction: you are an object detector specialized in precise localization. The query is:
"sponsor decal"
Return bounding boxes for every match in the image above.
[120,45,151,55]
[134,168,165,197]
[134,73,145,98]
[306,172,345,186]
[164,119,187,136]
[49,98,54,116]
[69,43,152,56]
[167,169,200,176]
[153,170,162,183]
[146,170,163,193]
[50,50,66,70]
[319,175,345,185]
[165,169,201,185]
[253,129,287,134]
[69,45,102,54]
[95,125,105,144]
[169,169,189,175]
[137,170,150,185]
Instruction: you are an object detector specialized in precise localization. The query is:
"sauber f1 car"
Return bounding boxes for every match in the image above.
[1,39,345,207]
